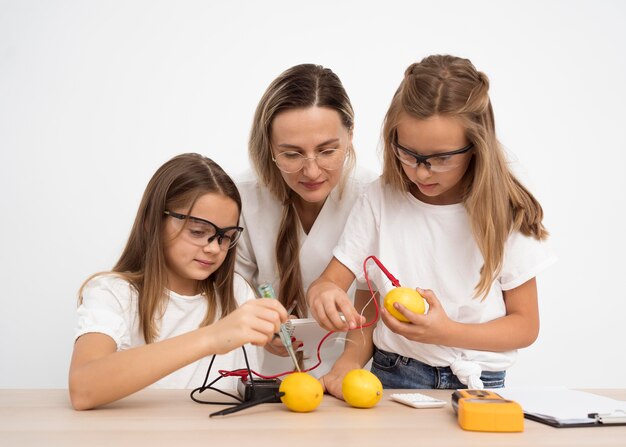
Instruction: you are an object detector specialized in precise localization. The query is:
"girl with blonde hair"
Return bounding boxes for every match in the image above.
[307,55,556,396]
[236,64,376,377]
[69,153,287,410]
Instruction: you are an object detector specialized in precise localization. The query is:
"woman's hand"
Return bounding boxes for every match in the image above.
[263,335,304,356]
[263,314,303,356]
[381,288,453,345]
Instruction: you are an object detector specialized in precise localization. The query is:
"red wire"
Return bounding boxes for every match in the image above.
[366,255,402,287]
[218,256,399,380]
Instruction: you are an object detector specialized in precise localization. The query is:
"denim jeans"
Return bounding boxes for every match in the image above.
[370,346,506,389]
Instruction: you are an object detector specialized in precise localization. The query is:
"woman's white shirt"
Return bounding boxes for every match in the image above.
[333,179,557,387]
[75,273,257,390]
[235,168,377,377]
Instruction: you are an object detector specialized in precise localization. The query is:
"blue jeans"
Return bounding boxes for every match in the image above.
[370,346,506,389]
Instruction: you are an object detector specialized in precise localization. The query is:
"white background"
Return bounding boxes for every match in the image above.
[1,0,625,389]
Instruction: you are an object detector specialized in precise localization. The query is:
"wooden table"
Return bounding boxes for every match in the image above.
[1,389,625,446]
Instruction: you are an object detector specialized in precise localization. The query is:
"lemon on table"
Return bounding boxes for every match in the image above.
[342,369,383,408]
[279,372,323,413]
[384,287,425,322]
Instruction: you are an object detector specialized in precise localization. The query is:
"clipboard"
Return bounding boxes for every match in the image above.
[498,388,626,428]
[524,410,626,428]
[289,318,332,358]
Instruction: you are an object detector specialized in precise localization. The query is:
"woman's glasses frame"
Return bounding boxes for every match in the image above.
[271,148,345,173]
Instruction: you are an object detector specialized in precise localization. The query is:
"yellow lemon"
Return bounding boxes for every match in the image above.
[384,287,425,322]
[279,372,323,413]
[342,369,383,409]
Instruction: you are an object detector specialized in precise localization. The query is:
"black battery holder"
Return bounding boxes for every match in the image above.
[237,378,282,403]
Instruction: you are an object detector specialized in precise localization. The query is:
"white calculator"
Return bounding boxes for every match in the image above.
[390,393,447,409]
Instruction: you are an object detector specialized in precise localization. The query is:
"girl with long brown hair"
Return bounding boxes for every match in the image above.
[307,55,556,397]
[236,64,376,377]
[69,153,287,410]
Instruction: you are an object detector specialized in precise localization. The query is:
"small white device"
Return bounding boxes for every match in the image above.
[390,392,447,409]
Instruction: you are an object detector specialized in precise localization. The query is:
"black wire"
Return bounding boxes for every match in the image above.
[189,345,255,406]
[209,392,285,418]
[242,344,255,395]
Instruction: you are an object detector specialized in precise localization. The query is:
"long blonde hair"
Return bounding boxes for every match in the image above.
[382,55,548,299]
[79,153,242,343]
[249,64,355,315]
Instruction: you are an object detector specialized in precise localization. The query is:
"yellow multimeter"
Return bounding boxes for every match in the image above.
[451,390,524,432]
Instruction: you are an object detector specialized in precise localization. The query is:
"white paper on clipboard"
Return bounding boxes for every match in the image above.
[290,318,344,359]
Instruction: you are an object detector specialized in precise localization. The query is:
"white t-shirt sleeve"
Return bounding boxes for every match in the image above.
[499,231,557,290]
[233,273,257,306]
[75,275,135,350]
[234,194,259,284]
[332,189,380,287]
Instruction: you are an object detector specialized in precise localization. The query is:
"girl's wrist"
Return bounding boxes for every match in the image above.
[438,319,462,347]
[199,324,220,355]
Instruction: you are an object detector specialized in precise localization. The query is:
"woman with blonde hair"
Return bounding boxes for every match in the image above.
[236,64,376,377]
[307,55,556,397]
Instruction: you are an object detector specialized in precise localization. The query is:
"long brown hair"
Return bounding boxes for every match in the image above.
[79,153,242,343]
[382,55,548,299]
[249,64,355,316]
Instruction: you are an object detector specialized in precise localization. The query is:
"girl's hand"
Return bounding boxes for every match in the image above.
[308,282,365,332]
[319,370,346,400]
[381,288,452,344]
[306,258,361,332]
[209,298,288,354]
[319,360,361,400]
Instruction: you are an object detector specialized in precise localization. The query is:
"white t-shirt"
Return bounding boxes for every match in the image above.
[333,179,557,387]
[235,167,377,377]
[75,273,257,390]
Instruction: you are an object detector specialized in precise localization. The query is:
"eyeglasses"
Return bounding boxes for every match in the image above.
[272,149,345,173]
[164,210,243,250]
[393,139,473,173]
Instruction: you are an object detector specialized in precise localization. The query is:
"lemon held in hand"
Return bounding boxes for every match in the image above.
[279,372,323,413]
[384,287,425,322]
[342,369,383,408]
